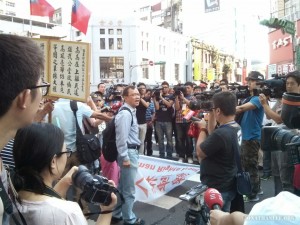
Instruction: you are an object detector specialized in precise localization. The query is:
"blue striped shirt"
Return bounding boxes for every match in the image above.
[1,139,15,168]
[145,101,155,122]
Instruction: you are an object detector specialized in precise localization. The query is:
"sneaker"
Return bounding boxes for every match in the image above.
[261,174,272,180]
[124,218,145,225]
[187,157,194,164]
[178,158,184,163]
[243,195,259,202]
[111,216,123,224]
[258,188,264,195]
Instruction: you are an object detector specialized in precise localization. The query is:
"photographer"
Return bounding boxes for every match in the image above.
[153,81,174,159]
[196,91,240,212]
[136,83,150,154]
[11,123,117,225]
[236,71,264,202]
[174,82,195,163]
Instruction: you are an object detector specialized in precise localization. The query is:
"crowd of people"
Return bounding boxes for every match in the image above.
[0,34,300,225]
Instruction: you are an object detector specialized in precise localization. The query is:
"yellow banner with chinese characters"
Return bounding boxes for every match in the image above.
[207,68,215,81]
[193,48,201,81]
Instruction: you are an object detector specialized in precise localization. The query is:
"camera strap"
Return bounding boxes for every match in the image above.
[43,185,64,199]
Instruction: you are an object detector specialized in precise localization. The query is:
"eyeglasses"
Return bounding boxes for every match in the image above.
[55,149,72,158]
[162,86,169,89]
[27,82,50,96]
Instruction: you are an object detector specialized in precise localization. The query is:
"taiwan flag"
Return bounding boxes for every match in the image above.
[30,0,55,17]
[71,0,91,35]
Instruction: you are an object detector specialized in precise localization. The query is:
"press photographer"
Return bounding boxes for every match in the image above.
[195,91,240,212]
[235,71,265,202]
[11,123,117,225]
[260,70,300,196]
[105,84,124,102]
[153,81,174,159]
[174,82,195,163]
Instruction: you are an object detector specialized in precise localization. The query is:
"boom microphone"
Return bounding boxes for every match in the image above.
[204,188,224,210]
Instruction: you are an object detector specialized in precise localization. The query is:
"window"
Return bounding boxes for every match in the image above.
[142,41,144,51]
[6,1,15,7]
[100,38,105,49]
[76,31,81,37]
[142,58,149,79]
[108,29,114,35]
[146,42,149,52]
[100,57,124,81]
[100,29,105,34]
[175,64,179,81]
[160,64,165,80]
[109,38,114,50]
[117,29,122,35]
[117,38,122,50]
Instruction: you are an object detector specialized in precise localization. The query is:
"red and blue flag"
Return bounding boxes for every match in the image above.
[30,0,54,17]
[71,0,91,35]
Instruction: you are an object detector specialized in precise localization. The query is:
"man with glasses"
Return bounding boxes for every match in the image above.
[112,86,145,225]
[196,91,240,212]
[136,82,150,154]
[153,81,175,159]
[0,34,46,224]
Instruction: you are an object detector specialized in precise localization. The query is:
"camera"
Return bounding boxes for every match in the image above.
[173,85,186,96]
[228,83,251,99]
[72,165,118,206]
[105,85,123,101]
[255,74,286,99]
[179,183,209,225]
[189,89,221,111]
[261,92,300,166]
[152,87,161,101]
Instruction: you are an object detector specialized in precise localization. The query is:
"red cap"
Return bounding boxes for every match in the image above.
[204,188,224,210]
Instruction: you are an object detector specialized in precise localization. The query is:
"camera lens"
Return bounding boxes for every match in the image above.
[72,165,95,190]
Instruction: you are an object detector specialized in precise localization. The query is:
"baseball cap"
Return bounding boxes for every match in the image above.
[245,71,264,81]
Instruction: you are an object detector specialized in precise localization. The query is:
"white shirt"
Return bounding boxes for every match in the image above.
[11,197,87,225]
[245,191,300,225]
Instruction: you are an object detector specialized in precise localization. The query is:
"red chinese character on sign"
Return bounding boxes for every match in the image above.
[157,176,170,191]
[146,176,157,192]
[172,173,187,185]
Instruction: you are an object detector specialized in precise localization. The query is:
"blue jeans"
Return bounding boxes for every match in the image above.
[220,190,236,212]
[155,121,173,158]
[113,149,139,224]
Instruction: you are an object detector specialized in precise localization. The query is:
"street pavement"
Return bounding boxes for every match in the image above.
[88,140,275,225]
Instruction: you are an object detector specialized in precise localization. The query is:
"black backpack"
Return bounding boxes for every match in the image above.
[102,107,133,162]
[70,101,101,164]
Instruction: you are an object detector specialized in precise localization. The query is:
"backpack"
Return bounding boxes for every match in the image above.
[102,107,133,162]
[70,101,101,164]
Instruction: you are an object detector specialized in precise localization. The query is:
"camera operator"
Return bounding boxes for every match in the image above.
[136,83,150,154]
[174,82,195,163]
[11,123,117,225]
[195,91,240,212]
[153,81,174,159]
[220,79,229,92]
[258,71,300,195]
[236,71,265,202]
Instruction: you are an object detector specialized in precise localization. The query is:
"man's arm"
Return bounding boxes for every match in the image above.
[195,119,208,161]
[153,98,160,111]
[91,111,113,122]
[160,94,174,108]
[236,102,256,114]
[140,98,150,108]
[259,94,282,124]
[210,210,246,225]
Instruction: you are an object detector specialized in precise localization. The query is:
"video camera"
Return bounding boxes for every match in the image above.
[228,83,250,99]
[261,92,300,165]
[189,88,221,111]
[151,86,162,101]
[179,183,209,225]
[173,85,187,96]
[72,165,119,206]
[105,85,123,101]
[255,74,286,99]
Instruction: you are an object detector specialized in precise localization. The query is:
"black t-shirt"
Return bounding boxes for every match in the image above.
[136,97,150,124]
[200,123,241,192]
[156,94,174,122]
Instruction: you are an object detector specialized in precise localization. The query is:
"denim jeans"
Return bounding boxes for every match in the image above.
[113,149,139,224]
[262,150,272,176]
[175,123,194,158]
[155,121,173,157]
[220,190,236,212]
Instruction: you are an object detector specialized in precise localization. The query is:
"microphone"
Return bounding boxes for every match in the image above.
[204,188,224,210]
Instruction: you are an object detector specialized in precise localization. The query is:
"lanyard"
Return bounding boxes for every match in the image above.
[24,185,63,200]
